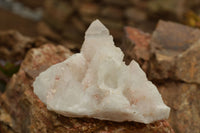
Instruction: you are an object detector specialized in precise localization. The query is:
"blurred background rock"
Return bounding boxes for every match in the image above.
[0,0,200,133]
[1,0,200,46]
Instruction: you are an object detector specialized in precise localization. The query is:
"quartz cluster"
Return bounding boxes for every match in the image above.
[33,20,170,124]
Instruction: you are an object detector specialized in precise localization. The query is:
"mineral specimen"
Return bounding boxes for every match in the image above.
[33,20,170,124]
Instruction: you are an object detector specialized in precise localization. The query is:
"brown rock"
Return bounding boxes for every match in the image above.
[0,30,49,93]
[158,82,200,133]
[21,44,72,78]
[0,8,38,37]
[121,26,151,72]
[79,3,99,17]
[175,40,200,84]
[0,30,32,61]
[0,104,14,133]
[15,0,44,9]
[61,41,81,53]
[44,0,73,30]
[71,17,87,33]
[81,16,97,25]
[109,29,123,44]
[0,44,174,133]
[0,30,47,62]
[100,18,123,30]
[101,7,123,20]
[147,0,185,19]
[0,123,15,133]
[125,8,147,22]
[62,24,83,44]
[103,0,131,7]
[149,20,200,80]
[37,21,61,42]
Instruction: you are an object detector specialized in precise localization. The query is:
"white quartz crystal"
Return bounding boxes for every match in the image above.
[33,20,170,124]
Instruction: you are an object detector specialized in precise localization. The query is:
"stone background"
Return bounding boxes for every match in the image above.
[0,0,200,133]
[1,0,200,46]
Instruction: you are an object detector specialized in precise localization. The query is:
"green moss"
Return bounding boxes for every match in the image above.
[0,61,20,77]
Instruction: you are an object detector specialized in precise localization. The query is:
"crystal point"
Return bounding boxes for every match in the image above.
[85,19,109,36]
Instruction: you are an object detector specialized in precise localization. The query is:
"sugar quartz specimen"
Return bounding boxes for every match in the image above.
[33,20,170,124]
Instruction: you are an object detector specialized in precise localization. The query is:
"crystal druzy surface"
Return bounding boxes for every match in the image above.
[33,20,170,124]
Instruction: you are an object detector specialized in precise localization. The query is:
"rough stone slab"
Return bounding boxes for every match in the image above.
[0,44,174,133]
[0,107,14,133]
[149,20,200,80]
[0,30,32,61]
[158,82,200,133]
[21,44,72,78]
[0,30,48,62]
[175,40,200,84]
